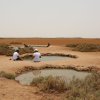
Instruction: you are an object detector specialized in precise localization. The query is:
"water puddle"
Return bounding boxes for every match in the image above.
[15,69,91,85]
[22,56,73,62]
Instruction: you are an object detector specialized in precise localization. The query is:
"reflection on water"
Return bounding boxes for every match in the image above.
[15,69,91,85]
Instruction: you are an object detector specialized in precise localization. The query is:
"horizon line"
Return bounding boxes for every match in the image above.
[0,37,100,39]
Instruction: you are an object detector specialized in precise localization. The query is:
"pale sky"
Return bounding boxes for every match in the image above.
[0,0,100,38]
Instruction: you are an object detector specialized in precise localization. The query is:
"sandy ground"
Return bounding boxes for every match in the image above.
[0,38,100,45]
[0,45,100,100]
[0,78,42,100]
[0,77,64,100]
[0,46,100,73]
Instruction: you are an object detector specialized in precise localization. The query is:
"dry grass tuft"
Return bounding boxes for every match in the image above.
[67,43,100,52]
[19,47,34,54]
[0,44,14,56]
[31,72,100,99]
[31,76,67,93]
[0,44,34,56]
[66,72,100,100]
[0,71,16,79]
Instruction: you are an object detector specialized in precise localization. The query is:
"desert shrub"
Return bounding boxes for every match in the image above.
[31,76,67,93]
[0,44,34,56]
[75,43,100,52]
[0,44,9,55]
[42,76,67,92]
[65,72,100,100]
[0,44,14,56]
[0,71,16,79]
[31,76,45,85]
[6,49,14,56]
[31,72,100,99]
[67,44,79,48]
[66,43,100,52]
[19,47,34,54]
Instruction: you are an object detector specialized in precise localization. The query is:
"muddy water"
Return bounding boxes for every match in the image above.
[23,56,73,62]
[15,69,91,85]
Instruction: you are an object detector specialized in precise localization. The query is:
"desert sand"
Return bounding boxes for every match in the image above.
[0,38,100,100]
[0,38,100,45]
[0,45,100,73]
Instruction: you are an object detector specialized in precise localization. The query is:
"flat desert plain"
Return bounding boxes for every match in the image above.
[0,38,100,45]
[0,38,100,100]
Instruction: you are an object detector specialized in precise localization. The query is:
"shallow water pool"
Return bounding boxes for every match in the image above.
[23,56,73,62]
[15,69,91,85]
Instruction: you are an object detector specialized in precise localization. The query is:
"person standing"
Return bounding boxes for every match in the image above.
[33,49,41,62]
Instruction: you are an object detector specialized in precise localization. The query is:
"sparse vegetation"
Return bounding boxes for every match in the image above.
[19,47,34,54]
[0,44,14,56]
[67,44,79,48]
[31,76,67,93]
[0,71,16,79]
[65,72,100,100]
[67,43,100,52]
[31,72,100,99]
[0,44,34,56]
[31,76,46,85]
